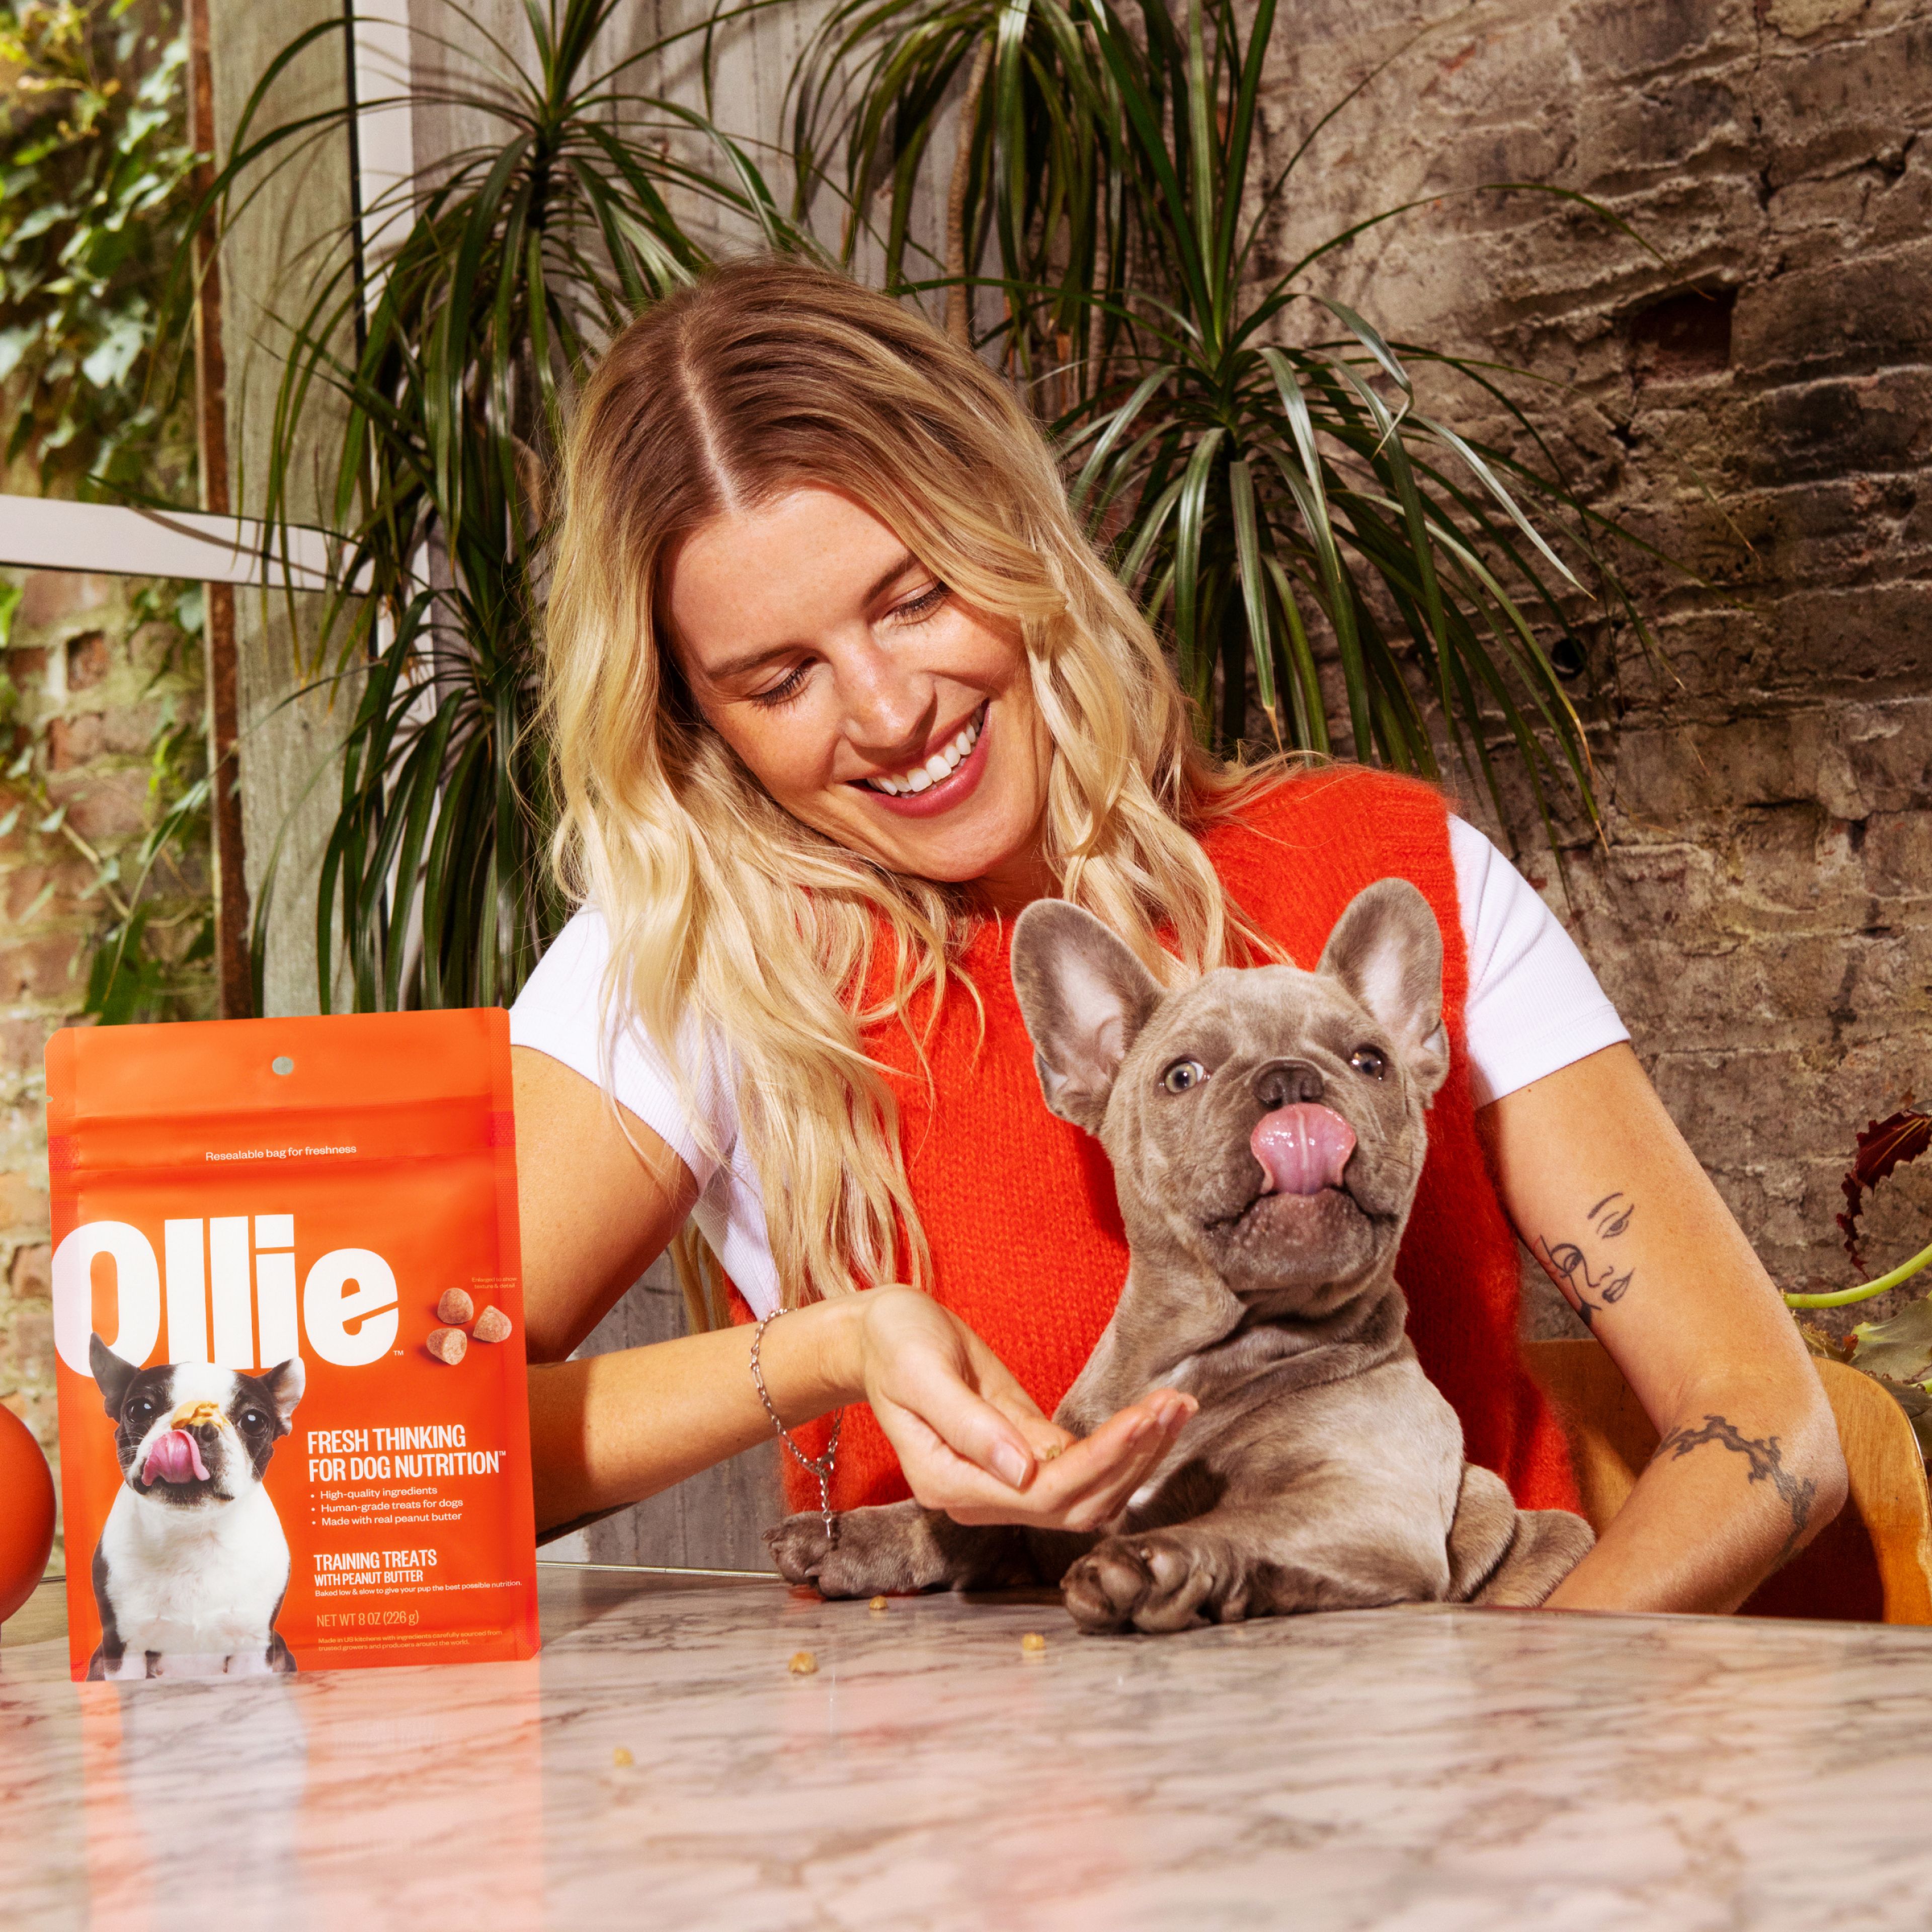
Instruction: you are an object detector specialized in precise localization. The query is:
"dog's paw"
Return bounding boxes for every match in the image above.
[1062,1530,1239,1634]
[764,1501,945,1598]
[1473,1507,1595,1608]
[765,1513,837,1587]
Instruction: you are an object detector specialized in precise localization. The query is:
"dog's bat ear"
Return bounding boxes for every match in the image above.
[1318,878,1450,1101]
[256,1357,306,1432]
[90,1333,137,1419]
[1011,901,1164,1134]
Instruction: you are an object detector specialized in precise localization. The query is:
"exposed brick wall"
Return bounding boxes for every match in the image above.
[1257,0,1932,1326]
[0,567,211,1572]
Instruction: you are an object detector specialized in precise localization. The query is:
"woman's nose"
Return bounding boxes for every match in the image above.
[833,633,936,758]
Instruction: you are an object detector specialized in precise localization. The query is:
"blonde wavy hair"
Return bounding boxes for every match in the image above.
[544,256,1283,1315]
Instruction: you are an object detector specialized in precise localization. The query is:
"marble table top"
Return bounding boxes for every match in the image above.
[5,1563,1932,1929]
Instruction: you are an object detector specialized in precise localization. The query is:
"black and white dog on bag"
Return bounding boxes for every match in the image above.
[86,1333,305,1679]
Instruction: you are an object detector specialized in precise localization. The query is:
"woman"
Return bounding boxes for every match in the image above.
[517,258,1842,1613]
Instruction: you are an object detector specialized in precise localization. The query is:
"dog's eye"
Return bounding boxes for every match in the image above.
[239,1409,268,1433]
[1162,1059,1207,1094]
[1350,1046,1388,1080]
[127,1399,153,1424]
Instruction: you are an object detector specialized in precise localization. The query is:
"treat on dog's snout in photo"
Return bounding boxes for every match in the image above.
[437,1287,476,1326]
[766,878,1594,1634]
[472,1306,513,1344]
[426,1327,469,1365]
[46,1010,539,1680]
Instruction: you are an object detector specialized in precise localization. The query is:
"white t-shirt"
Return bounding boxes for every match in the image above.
[509,817,1629,1317]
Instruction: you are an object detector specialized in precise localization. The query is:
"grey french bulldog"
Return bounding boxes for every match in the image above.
[766,876,1594,1634]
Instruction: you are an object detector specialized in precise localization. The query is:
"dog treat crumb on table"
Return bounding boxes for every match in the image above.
[869,1596,889,1613]
[788,1650,818,1675]
[611,1747,633,1768]
[436,1287,475,1325]
[472,1306,513,1344]
[1021,1632,1047,1654]
[426,1327,468,1365]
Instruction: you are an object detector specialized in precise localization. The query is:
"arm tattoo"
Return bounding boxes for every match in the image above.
[1653,1413,1819,1564]
[1533,1191,1636,1329]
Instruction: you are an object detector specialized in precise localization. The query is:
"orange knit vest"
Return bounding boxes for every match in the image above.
[745,767,1581,1518]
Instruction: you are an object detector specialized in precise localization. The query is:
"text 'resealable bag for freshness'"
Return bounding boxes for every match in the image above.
[47,1009,538,1680]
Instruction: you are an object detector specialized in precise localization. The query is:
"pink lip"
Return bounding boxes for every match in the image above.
[850,706,992,819]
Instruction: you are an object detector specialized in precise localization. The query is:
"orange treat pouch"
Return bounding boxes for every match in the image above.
[46,1010,538,1680]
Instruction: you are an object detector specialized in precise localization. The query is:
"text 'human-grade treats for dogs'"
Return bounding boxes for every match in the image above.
[45,1010,539,1681]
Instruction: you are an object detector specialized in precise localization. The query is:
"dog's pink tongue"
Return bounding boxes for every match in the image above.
[1252,1103,1357,1196]
[143,1429,208,1486]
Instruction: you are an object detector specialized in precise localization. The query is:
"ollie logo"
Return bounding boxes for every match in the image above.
[52,1218,397,1375]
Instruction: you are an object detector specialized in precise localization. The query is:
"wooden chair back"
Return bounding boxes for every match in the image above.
[1521,1337,1932,1625]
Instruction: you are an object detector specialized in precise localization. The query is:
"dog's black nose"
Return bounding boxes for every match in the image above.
[1252,1059,1324,1109]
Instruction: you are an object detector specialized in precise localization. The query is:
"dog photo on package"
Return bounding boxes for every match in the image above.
[46,1010,539,1680]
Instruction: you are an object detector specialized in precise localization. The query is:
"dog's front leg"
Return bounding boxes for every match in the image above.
[766,1501,1032,1599]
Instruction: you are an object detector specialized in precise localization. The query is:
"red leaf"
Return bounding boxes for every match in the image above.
[1838,1103,1932,1272]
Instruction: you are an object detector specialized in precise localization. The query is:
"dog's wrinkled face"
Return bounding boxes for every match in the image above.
[90,1336,304,1511]
[1012,880,1450,1312]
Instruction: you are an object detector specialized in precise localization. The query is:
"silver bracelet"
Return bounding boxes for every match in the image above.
[750,1308,843,1544]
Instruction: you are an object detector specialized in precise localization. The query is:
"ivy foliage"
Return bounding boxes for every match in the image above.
[0,0,211,1024]
[0,0,198,495]
[75,576,214,1024]
[0,574,213,1025]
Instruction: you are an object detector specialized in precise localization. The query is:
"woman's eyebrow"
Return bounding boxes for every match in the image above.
[862,549,923,604]
[700,551,925,683]
[704,640,797,684]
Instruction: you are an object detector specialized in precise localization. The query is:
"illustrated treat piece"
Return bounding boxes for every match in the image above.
[426,1327,467,1365]
[436,1287,475,1325]
[472,1306,513,1344]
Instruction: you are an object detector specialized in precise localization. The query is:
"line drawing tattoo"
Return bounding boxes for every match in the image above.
[1535,1191,1637,1327]
[1653,1412,1818,1564]
[1534,1196,1637,1329]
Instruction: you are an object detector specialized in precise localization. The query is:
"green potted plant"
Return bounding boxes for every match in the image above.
[212,0,1661,1010]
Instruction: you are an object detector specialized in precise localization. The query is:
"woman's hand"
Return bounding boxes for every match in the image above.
[847,1288,1195,1531]
[528,1261,1193,1536]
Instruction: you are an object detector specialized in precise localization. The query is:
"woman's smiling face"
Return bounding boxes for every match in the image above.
[666,487,1055,907]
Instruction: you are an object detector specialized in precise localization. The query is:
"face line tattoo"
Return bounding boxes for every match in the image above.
[1534,1190,1638,1330]
[1652,1412,1819,1566]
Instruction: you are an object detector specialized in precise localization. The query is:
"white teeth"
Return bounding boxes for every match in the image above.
[862,704,985,796]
